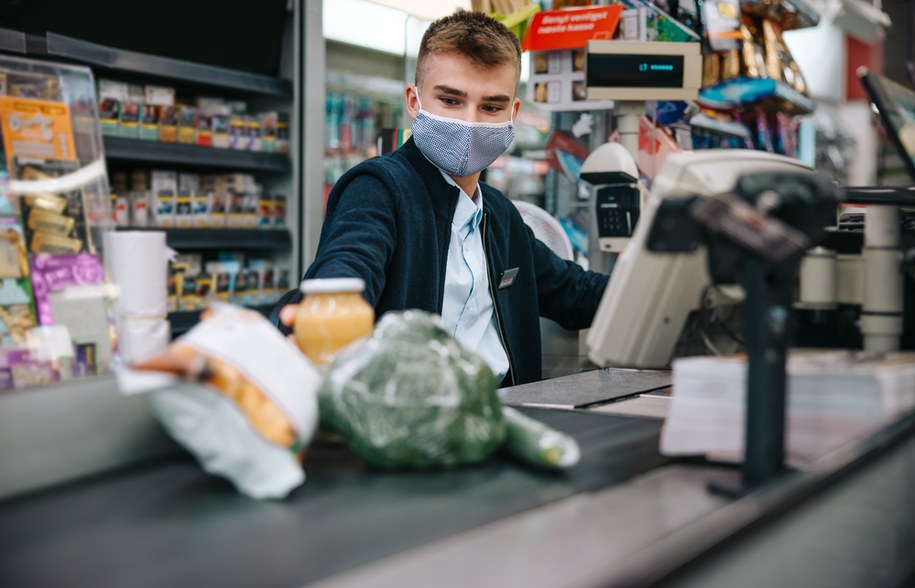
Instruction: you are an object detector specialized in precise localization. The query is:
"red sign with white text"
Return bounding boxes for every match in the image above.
[521,6,624,52]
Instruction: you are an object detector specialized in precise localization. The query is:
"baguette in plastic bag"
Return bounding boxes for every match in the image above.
[136,304,320,499]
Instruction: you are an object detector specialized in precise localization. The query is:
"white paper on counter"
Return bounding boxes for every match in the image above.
[116,367,177,396]
[103,231,174,318]
[120,318,171,365]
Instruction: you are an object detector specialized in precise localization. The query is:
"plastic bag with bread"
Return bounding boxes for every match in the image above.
[135,304,320,499]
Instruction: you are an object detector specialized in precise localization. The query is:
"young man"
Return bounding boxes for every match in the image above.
[279,10,608,386]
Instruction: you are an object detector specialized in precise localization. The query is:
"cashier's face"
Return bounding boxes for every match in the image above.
[406,52,520,125]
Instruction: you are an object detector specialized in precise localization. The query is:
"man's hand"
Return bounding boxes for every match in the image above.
[279,304,297,329]
[280,305,300,351]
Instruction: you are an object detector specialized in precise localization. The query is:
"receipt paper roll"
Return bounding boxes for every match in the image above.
[104,231,170,318]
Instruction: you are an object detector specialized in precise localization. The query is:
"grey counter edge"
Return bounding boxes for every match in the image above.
[308,410,915,588]
[0,375,178,500]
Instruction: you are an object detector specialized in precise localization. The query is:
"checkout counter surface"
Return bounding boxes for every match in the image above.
[499,366,671,408]
[0,407,667,588]
[1,368,914,588]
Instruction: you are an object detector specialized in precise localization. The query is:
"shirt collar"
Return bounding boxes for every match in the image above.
[438,168,483,230]
[398,137,461,222]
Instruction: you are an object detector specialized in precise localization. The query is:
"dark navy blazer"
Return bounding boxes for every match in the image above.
[277,137,608,385]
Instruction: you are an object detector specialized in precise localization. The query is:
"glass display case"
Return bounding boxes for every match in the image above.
[0,54,115,389]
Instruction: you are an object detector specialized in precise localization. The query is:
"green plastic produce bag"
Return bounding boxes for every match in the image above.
[318,310,506,469]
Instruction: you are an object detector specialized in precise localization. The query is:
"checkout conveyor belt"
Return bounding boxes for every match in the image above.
[4,368,915,588]
[0,408,668,588]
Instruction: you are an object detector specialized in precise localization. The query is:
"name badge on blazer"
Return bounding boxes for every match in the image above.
[498,267,519,289]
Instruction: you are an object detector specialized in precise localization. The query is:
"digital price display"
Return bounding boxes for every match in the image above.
[585,41,702,101]
[587,53,685,89]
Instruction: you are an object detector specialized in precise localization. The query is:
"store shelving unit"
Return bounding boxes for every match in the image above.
[0,26,26,54]
[168,304,276,336]
[114,226,292,334]
[739,0,820,30]
[114,226,292,251]
[698,78,816,116]
[103,137,292,173]
[1,27,303,339]
[139,227,292,251]
[0,3,331,502]
[29,32,294,98]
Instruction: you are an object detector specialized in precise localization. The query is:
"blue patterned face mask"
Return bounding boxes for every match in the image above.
[411,91,515,178]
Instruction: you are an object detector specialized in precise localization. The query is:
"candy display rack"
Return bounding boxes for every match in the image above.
[0,54,115,391]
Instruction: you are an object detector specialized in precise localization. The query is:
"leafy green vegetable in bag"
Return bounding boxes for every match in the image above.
[318,310,506,469]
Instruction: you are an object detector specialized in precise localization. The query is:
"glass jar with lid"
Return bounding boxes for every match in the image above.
[293,278,374,366]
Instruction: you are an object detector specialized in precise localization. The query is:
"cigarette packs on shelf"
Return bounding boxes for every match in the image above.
[151,170,177,228]
[159,104,178,143]
[118,84,143,139]
[113,168,283,231]
[98,79,126,137]
[276,112,290,154]
[142,85,174,141]
[177,105,197,145]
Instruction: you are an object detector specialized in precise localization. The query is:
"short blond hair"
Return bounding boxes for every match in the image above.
[416,10,522,86]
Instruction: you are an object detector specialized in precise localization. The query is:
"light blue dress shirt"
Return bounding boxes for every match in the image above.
[438,170,510,381]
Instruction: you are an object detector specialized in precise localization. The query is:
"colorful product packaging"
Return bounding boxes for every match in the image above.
[276,265,291,298]
[28,252,104,326]
[179,274,200,311]
[142,85,174,141]
[118,85,144,139]
[177,106,197,144]
[231,269,247,304]
[111,193,129,227]
[0,216,37,348]
[98,80,127,137]
[212,110,231,149]
[261,112,278,153]
[130,192,149,227]
[196,111,213,147]
[175,192,193,228]
[273,194,287,228]
[192,191,210,228]
[209,192,228,228]
[229,116,246,150]
[258,193,274,228]
[195,274,213,308]
[276,113,290,154]
[243,191,259,228]
[228,192,245,228]
[152,170,177,228]
[159,105,179,143]
[245,116,261,152]
[167,263,179,312]
[139,104,159,141]
[13,160,92,254]
[243,267,262,305]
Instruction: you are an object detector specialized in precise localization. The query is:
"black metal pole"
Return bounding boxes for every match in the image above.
[742,256,793,487]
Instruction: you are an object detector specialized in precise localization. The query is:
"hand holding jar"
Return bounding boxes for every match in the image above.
[283,278,375,366]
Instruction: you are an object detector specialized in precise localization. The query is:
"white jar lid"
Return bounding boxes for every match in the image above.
[299,278,366,294]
